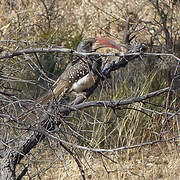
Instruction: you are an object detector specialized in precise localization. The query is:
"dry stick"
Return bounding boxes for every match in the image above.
[3,116,179,153]
[160,62,180,137]
[57,141,86,180]
[59,87,170,114]
[36,128,180,153]
[1,47,180,62]
[0,47,140,59]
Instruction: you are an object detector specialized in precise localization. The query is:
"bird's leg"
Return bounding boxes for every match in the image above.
[71,91,87,99]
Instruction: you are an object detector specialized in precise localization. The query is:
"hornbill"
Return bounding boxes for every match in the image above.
[38,37,120,104]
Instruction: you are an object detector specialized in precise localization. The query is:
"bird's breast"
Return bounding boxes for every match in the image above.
[70,73,97,93]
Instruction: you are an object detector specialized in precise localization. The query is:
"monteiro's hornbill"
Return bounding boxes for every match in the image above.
[18,37,121,120]
[38,37,120,104]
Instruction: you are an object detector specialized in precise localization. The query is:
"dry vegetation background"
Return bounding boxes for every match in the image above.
[0,0,180,179]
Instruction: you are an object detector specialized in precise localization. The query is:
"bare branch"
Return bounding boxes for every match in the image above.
[0,47,142,60]
[44,132,180,153]
[59,87,171,114]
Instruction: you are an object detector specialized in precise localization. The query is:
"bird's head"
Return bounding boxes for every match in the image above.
[77,38,96,53]
[77,37,121,53]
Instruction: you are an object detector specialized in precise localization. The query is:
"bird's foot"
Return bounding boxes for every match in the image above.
[71,91,87,99]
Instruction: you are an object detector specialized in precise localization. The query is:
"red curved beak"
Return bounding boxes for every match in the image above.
[95,37,122,51]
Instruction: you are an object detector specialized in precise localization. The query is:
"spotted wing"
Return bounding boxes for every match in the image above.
[52,57,90,96]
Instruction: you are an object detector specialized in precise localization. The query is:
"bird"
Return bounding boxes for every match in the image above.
[38,37,120,104]
[18,37,121,120]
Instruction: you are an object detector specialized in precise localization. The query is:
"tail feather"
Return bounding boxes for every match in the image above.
[38,92,53,104]
[38,80,68,104]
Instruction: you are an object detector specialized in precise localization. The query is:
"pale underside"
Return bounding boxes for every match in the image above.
[69,72,97,93]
